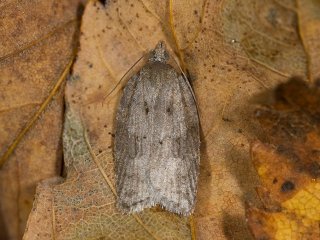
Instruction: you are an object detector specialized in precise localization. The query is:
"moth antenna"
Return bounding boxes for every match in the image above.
[101,54,144,103]
[172,54,200,116]
[104,41,169,104]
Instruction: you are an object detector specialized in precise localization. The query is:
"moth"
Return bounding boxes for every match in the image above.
[114,41,200,215]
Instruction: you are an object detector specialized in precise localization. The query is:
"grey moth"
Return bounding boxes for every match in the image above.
[114,41,200,215]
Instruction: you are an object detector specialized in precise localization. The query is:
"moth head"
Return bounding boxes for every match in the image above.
[149,41,169,63]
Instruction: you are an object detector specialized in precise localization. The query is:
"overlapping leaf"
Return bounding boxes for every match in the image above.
[247,78,320,239]
[0,0,83,239]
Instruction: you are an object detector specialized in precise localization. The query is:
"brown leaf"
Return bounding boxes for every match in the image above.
[0,0,83,239]
[297,0,320,80]
[247,78,320,239]
[24,0,319,239]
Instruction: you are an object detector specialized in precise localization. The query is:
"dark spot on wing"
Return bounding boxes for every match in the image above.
[144,102,149,114]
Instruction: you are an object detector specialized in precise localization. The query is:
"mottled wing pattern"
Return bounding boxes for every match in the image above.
[114,62,200,215]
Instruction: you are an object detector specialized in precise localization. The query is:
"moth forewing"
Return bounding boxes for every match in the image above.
[114,41,200,215]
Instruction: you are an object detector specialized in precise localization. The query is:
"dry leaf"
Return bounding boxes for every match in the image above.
[247,78,320,239]
[0,0,84,239]
[23,0,319,239]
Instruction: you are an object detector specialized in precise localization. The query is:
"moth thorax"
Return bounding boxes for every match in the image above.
[149,41,169,63]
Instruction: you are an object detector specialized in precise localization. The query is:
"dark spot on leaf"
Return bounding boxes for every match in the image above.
[272,178,278,184]
[276,145,300,163]
[222,117,232,122]
[281,181,295,193]
[306,161,320,178]
[108,132,115,137]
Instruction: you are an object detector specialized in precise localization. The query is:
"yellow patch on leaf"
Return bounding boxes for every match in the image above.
[247,78,320,239]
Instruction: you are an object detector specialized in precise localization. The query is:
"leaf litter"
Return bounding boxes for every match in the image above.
[22,0,320,239]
